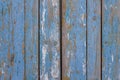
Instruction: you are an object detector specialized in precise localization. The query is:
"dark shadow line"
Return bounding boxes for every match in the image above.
[59,0,62,80]
[101,0,102,80]
[38,0,40,80]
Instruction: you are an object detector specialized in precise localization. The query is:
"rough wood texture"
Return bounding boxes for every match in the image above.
[40,0,60,80]
[87,0,101,80]
[0,0,24,79]
[102,0,120,80]
[62,0,86,80]
[24,0,38,80]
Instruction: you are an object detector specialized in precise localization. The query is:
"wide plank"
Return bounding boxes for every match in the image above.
[62,0,86,80]
[40,0,60,80]
[102,0,120,79]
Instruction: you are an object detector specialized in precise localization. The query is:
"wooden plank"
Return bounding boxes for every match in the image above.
[0,0,24,80]
[24,0,38,80]
[62,0,86,80]
[87,0,101,80]
[102,0,120,79]
[40,0,60,80]
[0,0,11,79]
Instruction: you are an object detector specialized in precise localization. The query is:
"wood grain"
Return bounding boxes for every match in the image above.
[102,0,120,79]
[62,0,86,80]
[40,0,60,80]
[87,0,101,80]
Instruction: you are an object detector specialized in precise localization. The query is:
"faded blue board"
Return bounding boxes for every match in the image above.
[40,0,60,80]
[62,0,86,80]
[0,0,24,80]
[87,0,101,80]
[102,0,120,80]
[24,0,38,80]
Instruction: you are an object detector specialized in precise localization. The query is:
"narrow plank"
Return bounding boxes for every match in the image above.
[87,0,101,80]
[24,0,38,80]
[62,0,86,80]
[102,0,120,79]
[0,0,25,80]
[40,0,60,80]
[0,0,11,79]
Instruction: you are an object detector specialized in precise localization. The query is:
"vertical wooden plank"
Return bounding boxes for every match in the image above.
[40,0,60,80]
[0,0,24,80]
[62,0,86,80]
[24,0,38,80]
[87,0,101,80]
[11,0,24,79]
[102,0,120,80]
[0,0,11,79]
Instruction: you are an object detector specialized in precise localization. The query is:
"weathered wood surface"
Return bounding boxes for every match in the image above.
[1,0,120,80]
[102,0,120,80]
[62,0,86,80]
[24,0,38,80]
[87,0,101,80]
[40,0,60,80]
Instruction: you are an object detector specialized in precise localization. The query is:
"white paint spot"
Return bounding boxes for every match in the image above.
[41,0,46,37]
[82,59,86,75]
[67,33,69,40]
[83,23,86,27]
[111,54,114,62]
[42,46,47,65]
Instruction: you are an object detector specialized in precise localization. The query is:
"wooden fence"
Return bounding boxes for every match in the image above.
[0,0,120,80]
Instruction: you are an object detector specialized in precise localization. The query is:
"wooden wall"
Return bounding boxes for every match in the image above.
[0,0,120,80]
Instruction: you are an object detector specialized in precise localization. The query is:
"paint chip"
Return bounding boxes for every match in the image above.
[111,54,114,62]
[1,69,4,74]
[84,41,86,47]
